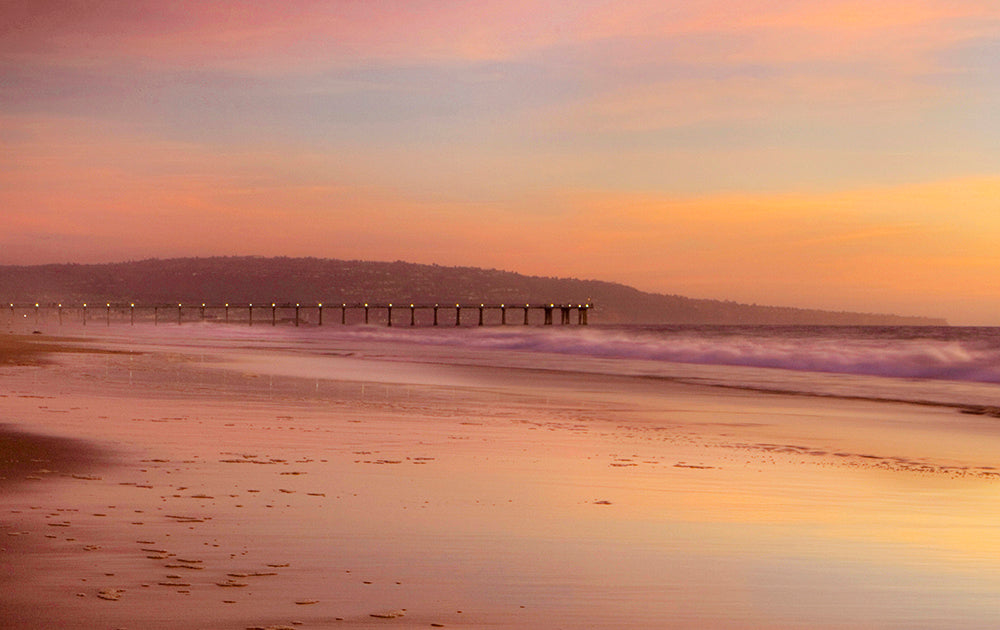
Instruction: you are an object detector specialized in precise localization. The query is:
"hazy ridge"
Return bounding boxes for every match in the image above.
[0,257,946,326]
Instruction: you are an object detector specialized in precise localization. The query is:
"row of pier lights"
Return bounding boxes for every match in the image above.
[7,302,591,327]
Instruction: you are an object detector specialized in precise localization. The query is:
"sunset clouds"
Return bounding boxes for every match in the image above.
[3,1,999,322]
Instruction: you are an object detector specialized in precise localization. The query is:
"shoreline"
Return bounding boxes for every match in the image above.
[3,329,1000,628]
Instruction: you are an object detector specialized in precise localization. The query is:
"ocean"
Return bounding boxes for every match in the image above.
[78,321,1000,412]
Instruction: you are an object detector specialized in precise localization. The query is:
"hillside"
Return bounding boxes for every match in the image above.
[0,257,946,326]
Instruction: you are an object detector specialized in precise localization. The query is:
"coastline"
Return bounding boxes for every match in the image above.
[3,328,1000,628]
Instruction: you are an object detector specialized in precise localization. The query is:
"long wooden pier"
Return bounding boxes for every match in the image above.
[6,302,590,327]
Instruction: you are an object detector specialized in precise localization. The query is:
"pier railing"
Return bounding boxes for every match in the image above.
[6,302,591,327]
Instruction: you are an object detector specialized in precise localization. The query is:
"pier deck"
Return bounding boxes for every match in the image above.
[6,302,590,327]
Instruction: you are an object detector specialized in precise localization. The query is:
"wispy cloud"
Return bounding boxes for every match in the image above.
[3,2,1000,322]
[5,1,995,69]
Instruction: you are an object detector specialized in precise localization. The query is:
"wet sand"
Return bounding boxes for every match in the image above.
[4,329,1000,629]
[0,426,108,485]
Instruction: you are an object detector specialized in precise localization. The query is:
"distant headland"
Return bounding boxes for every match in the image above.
[0,257,947,326]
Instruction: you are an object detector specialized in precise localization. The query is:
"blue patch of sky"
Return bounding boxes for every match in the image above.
[5,57,593,151]
[1,54,563,131]
[933,34,1000,144]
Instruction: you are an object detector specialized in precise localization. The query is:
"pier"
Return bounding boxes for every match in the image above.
[5,302,591,327]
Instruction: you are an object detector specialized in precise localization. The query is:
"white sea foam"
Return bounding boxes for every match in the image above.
[95,322,1000,385]
[268,324,1000,385]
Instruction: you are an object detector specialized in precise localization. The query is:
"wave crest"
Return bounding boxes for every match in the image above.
[332,325,1000,385]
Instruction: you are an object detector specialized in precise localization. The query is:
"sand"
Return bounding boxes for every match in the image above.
[3,328,1000,629]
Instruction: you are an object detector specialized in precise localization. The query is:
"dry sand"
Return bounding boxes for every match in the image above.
[3,329,1000,629]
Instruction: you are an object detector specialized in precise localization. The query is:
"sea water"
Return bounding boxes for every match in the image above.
[71,321,1000,411]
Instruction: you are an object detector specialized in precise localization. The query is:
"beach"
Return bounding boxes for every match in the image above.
[4,324,1000,629]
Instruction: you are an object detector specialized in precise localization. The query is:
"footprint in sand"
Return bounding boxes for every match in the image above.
[96,588,124,601]
[216,579,249,587]
[370,610,406,618]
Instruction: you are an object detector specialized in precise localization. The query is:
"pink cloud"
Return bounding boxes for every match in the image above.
[2,0,578,71]
[5,0,994,73]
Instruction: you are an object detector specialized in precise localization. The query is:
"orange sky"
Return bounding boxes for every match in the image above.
[3,1,999,323]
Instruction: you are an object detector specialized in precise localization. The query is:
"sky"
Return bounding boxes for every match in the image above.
[2,1,1000,324]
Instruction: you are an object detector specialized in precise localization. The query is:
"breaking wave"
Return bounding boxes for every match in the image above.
[321,324,1000,385]
[112,322,1000,387]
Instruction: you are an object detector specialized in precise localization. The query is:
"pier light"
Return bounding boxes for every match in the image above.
[480,303,484,307]
[456,303,460,307]
[389,303,392,307]
[249,303,253,307]
[83,303,87,307]
[318,303,322,307]
[410,304,414,308]
[272,303,275,307]
[106,303,109,307]
[58,303,62,308]
[342,303,346,307]
[364,303,368,307]
[35,303,39,307]
[225,303,229,307]
[178,303,182,307]
[130,303,134,308]
[202,303,206,307]
[296,303,300,307]
[501,304,504,308]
